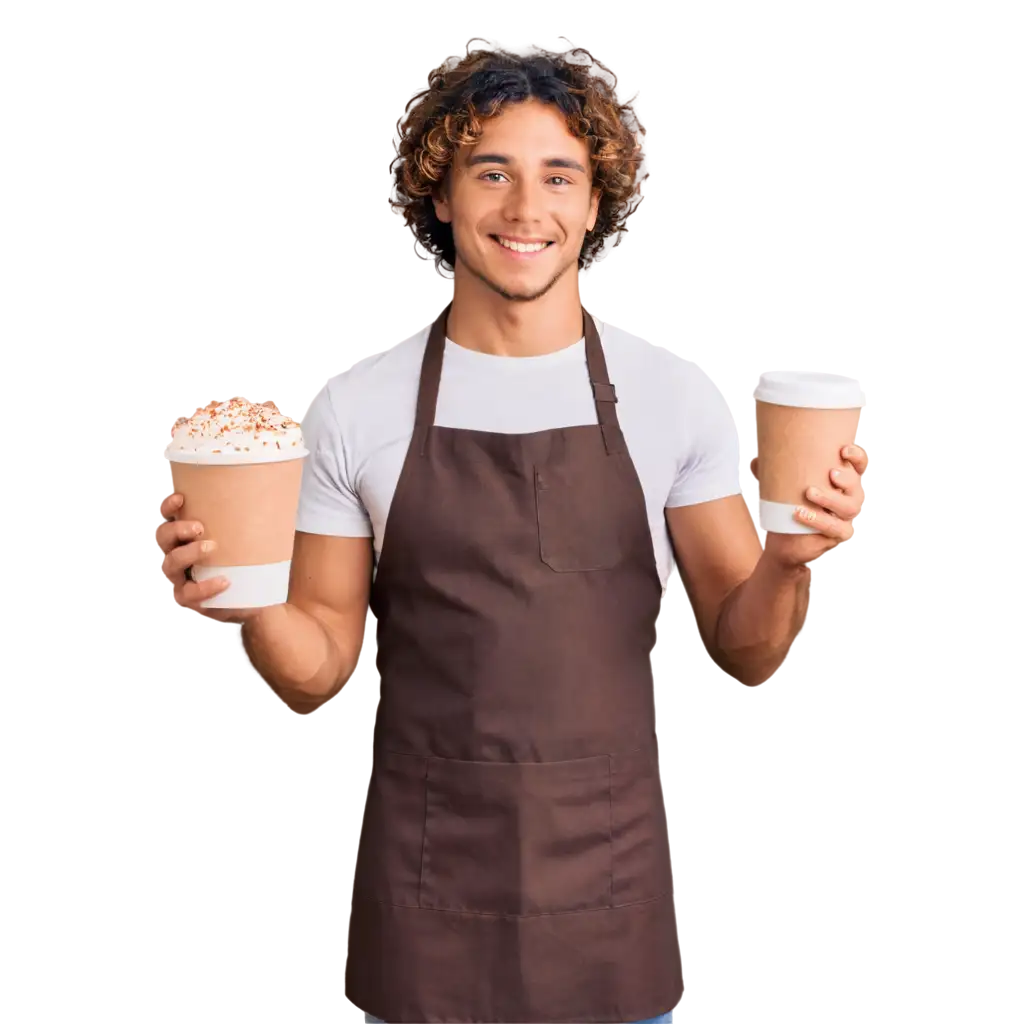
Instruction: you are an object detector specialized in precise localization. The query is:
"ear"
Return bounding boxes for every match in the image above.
[433,176,452,224]
[587,188,601,232]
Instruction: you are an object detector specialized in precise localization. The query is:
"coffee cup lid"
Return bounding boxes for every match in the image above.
[754,371,865,409]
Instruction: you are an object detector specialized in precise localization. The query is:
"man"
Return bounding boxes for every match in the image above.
[156,43,867,1024]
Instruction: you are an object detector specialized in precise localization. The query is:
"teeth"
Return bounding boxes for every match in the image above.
[497,236,549,253]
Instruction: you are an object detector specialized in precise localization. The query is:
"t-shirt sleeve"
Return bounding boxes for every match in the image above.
[294,382,374,537]
[666,363,743,507]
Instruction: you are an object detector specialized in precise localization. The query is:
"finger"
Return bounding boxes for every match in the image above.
[840,444,868,476]
[197,606,230,622]
[163,538,218,586]
[823,464,864,499]
[794,504,854,541]
[198,604,262,623]
[198,607,244,622]
[155,517,204,555]
[160,493,185,522]
[173,577,231,606]
[805,484,860,520]
[182,602,228,618]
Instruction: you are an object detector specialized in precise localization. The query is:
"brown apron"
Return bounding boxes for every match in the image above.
[346,304,683,1022]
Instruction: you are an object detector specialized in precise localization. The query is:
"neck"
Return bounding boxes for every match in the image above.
[445,268,586,357]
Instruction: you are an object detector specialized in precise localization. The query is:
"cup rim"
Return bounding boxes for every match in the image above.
[164,446,310,465]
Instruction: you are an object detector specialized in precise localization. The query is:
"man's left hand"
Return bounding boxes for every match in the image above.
[750,444,869,570]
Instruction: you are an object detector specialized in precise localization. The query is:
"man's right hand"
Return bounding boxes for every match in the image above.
[156,493,263,623]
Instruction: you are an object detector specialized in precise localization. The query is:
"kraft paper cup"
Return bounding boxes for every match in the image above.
[753,372,866,534]
[165,447,309,608]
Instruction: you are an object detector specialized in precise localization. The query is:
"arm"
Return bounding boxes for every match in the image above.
[666,495,811,687]
[240,531,374,714]
[662,358,811,686]
[240,372,377,714]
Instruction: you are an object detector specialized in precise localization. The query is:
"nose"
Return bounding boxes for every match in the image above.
[502,177,545,229]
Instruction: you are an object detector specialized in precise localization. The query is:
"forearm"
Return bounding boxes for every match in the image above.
[240,603,353,713]
[714,553,811,686]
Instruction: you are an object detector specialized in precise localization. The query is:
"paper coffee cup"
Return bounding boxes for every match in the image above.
[160,399,307,606]
[753,371,866,534]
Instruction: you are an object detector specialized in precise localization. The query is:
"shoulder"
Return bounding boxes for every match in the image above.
[320,325,429,421]
[309,323,425,407]
[599,319,730,414]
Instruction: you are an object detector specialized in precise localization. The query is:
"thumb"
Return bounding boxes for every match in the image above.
[750,457,759,480]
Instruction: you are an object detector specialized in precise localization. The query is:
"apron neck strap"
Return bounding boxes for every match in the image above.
[414,302,450,433]
[582,307,626,455]
[416,303,625,455]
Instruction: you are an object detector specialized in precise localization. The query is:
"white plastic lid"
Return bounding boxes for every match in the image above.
[754,371,865,409]
[164,445,309,465]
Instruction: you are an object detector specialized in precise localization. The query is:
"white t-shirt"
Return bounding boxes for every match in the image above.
[296,316,743,592]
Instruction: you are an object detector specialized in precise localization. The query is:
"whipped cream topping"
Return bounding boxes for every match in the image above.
[164,397,308,464]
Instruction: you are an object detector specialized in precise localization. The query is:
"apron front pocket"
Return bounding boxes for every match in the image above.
[609,745,674,906]
[420,754,613,916]
[353,750,428,908]
[534,461,628,573]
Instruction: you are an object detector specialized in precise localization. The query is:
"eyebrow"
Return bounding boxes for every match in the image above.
[464,153,589,175]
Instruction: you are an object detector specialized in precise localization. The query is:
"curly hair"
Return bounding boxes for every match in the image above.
[389,39,649,276]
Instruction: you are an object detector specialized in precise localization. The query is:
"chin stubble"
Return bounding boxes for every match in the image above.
[454,243,575,303]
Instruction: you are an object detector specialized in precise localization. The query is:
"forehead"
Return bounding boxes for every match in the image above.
[458,99,589,160]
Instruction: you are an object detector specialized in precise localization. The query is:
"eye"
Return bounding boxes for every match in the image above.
[482,172,507,183]
[549,177,570,186]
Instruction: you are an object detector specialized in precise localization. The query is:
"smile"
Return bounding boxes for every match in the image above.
[490,235,554,257]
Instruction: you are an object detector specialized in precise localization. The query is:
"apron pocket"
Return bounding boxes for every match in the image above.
[535,463,626,573]
[420,754,613,916]
[609,745,674,906]
[352,750,428,908]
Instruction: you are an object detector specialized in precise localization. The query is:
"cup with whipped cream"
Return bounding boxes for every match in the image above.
[164,397,309,608]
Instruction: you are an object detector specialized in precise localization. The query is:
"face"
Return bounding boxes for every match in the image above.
[432,97,601,303]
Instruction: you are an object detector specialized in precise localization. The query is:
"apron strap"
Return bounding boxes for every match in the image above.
[415,302,451,453]
[582,307,626,455]
[416,303,624,455]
